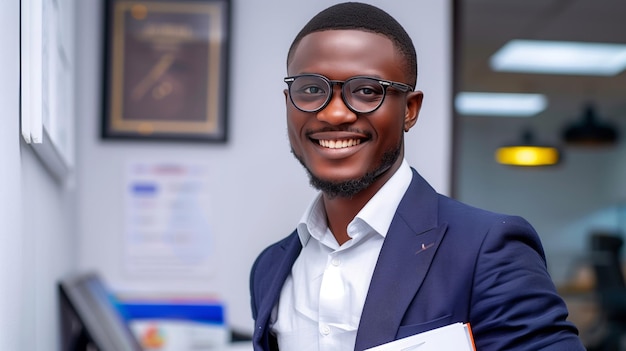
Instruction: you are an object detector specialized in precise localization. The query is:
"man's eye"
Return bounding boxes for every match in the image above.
[302,86,325,94]
[357,87,376,95]
[353,85,382,96]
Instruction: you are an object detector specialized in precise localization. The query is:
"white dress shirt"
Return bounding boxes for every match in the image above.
[270,160,412,350]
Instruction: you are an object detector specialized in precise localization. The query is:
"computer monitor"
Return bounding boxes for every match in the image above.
[58,272,143,351]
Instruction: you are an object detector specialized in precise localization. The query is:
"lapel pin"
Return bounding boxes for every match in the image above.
[416,242,434,254]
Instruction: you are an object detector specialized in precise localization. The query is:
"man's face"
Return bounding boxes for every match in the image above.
[286,29,422,197]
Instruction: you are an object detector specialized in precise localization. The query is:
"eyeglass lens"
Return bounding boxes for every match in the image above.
[288,75,386,113]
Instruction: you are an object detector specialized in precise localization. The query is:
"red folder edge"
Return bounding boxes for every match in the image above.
[466,323,477,351]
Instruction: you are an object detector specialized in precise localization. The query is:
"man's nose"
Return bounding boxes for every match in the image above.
[316,89,357,125]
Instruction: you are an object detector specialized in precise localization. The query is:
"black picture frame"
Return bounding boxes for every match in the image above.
[102,0,230,142]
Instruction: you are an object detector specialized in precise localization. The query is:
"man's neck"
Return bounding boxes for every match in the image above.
[323,194,368,245]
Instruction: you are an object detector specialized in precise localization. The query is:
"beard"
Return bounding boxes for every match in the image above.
[292,144,402,199]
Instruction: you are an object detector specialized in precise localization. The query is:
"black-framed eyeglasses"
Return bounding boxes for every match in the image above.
[284,74,414,114]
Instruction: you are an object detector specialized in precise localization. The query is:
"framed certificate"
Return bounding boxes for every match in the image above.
[102,0,230,142]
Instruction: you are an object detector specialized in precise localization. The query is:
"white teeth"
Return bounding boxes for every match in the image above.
[318,139,361,149]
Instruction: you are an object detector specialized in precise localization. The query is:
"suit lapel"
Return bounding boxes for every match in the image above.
[355,170,448,350]
[253,233,302,348]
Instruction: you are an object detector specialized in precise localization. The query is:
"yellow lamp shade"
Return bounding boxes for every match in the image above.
[495,145,560,166]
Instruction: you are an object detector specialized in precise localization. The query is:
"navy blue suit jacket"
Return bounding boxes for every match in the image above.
[250,169,584,350]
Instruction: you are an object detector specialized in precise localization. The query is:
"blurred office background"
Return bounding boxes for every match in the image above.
[454,0,626,347]
[1,0,625,350]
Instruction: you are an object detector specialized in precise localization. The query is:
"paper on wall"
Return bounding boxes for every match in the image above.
[124,161,216,277]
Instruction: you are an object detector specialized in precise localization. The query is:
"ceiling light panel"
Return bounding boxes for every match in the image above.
[490,39,626,75]
[455,92,547,117]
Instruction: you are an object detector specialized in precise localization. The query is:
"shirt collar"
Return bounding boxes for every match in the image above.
[355,159,412,237]
[297,159,412,246]
[296,194,325,247]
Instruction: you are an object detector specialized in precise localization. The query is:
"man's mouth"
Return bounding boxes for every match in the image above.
[309,130,369,150]
[318,139,362,149]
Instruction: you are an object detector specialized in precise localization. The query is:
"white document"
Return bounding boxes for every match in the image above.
[364,322,475,351]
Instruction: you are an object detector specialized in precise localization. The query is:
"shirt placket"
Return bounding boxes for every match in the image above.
[318,250,346,349]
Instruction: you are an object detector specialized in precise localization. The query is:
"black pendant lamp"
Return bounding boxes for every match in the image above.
[562,104,619,146]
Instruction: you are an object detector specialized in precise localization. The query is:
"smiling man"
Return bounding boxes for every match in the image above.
[250,2,585,351]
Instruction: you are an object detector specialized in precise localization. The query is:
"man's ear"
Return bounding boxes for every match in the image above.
[404,90,423,132]
[284,89,289,103]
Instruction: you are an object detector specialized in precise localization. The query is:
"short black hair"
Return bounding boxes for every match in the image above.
[287,2,418,87]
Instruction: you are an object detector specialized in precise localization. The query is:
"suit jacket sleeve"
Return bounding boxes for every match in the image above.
[469,215,584,350]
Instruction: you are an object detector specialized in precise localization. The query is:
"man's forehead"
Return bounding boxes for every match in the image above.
[286,30,407,83]
[289,29,396,64]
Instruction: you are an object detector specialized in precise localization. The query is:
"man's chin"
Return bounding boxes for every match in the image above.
[291,146,401,198]
[308,173,374,199]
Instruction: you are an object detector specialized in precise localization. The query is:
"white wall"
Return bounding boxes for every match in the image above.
[76,0,452,334]
[0,2,23,349]
[19,147,78,351]
[1,1,78,350]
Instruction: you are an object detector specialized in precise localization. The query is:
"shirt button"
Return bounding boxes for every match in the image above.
[331,258,341,266]
[321,325,331,335]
